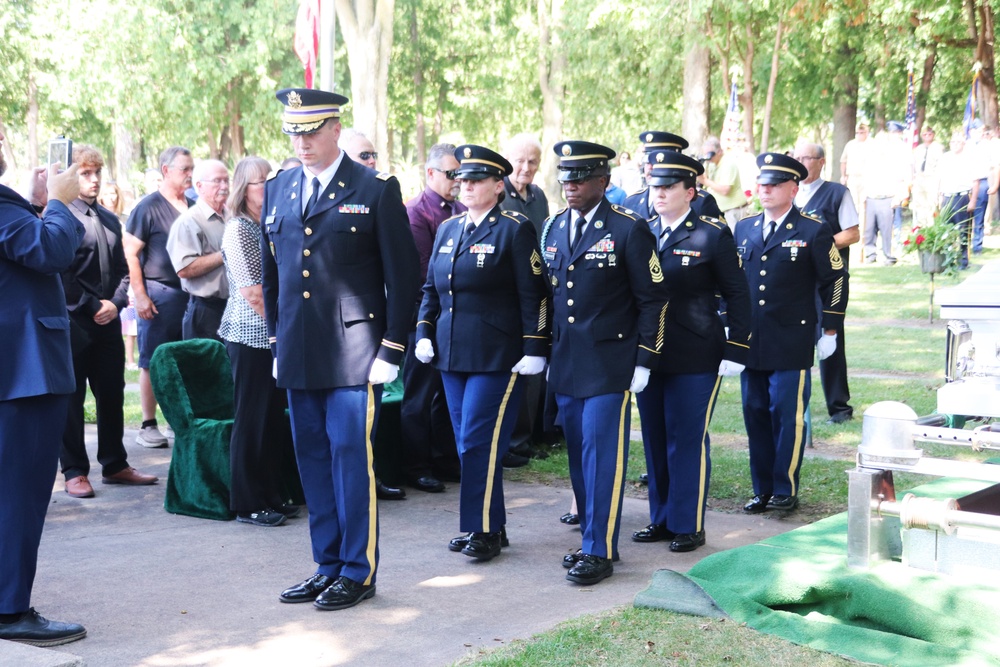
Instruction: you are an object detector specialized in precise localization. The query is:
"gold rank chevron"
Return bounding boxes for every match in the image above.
[649,251,663,283]
[829,243,843,270]
[530,248,543,275]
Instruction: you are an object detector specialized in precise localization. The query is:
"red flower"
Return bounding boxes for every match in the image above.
[903,239,910,246]
[915,234,926,245]
[744,189,752,198]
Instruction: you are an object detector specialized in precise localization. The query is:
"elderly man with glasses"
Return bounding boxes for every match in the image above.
[166,159,231,340]
[339,128,379,170]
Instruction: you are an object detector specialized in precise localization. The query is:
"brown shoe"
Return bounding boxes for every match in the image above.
[102,467,158,486]
[65,476,95,498]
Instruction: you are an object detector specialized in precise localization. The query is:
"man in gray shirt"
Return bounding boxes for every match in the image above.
[166,159,230,340]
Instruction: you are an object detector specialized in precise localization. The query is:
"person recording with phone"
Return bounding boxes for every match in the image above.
[0,132,89,646]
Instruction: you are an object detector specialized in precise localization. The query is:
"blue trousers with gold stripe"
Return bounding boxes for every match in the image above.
[287,385,381,586]
[636,372,721,535]
[740,369,809,498]
[441,371,523,533]
[555,392,631,560]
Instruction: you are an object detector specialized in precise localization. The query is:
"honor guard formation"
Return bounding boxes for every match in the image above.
[3,85,864,648]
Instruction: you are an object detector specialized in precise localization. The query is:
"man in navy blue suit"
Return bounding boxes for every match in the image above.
[0,132,88,646]
[262,89,419,611]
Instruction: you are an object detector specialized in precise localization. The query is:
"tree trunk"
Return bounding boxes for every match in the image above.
[916,44,937,132]
[538,0,565,210]
[740,24,755,152]
[113,119,140,191]
[335,0,396,171]
[0,119,15,173]
[226,89,244,161]
[681,37,710,150]
[759,18,783,153]
[976,0,999,126]
[27,70,38,169]
[409,1,426,174]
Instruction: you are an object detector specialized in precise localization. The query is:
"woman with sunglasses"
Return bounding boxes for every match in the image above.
[414,144,550,561]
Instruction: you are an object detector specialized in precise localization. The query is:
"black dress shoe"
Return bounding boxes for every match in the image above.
[632,523,675,542]
[279,573,335,603]
[768,495,799,510]
[279,504,302,518]
[461,532,503,560]
[638,473,649,485]
[825,413,853,425]
[566,554,613,584]
[435,468,462,483]
[313,576,376,611]
[449,526,509,552]
[559,512,579,525]
[743,494,772,514]
[375,478,406,500]
[501,452,530,468]
[669,531,706,552]
[409,476,445,493]
[562,548,620,569]
[0,609,86,647]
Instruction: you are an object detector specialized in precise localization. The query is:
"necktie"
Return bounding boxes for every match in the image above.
[87,207,112,296]
[461,221,475,245]
[305,177,321,217]
[570,215,586,251]
[660,225,671,250]
[763,219,776,244]
[921,146,928,173]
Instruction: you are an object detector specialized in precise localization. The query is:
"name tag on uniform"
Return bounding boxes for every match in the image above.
[673,249,701,257]
[438,245,453,253]
[543,246,558,261]
[781,240,807,247]
[265,215,275,230]
[338,204,370,214]
[470,244,495,254]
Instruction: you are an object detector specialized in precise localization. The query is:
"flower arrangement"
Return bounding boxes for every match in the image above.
[901,205,963,275]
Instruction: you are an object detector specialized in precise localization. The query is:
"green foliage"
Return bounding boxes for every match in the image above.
[901,205,964,275]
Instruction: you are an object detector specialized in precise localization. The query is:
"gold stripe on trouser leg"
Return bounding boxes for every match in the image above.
[363,384,377,586]
[604,392,631,557]
[482,374,519,531]
[695,376,723,532]
[787,370,807,498]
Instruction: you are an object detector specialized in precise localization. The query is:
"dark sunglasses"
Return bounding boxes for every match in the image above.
[432,167,457,180]
[359,151,378,160]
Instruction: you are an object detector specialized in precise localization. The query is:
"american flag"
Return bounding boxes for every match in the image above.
[293,0,320,89]
[720,82,742,153]
[904,70,918,148]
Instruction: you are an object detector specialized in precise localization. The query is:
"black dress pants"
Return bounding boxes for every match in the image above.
[60,316,128,480]
[226,341,293,514]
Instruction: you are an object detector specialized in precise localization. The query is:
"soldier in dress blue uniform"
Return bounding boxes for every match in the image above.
[623,131,723,221]
[543,140,668,585]
[414,144,550,561]
[261,88,420,610]
[631,151,751,552]
[733,153,848,514]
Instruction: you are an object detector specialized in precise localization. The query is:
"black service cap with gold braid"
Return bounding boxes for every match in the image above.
[646,151,704,187]
[276,88,348,135]
[755,152,808,185]
[638,131,689,153]
[453,144,512,181]
[552,141,615,182]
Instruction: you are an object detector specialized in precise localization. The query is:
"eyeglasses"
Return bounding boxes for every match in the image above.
[432,168,458,180]
[202,177,230,185]
[248,180,266,186]
[795,156,821,161]
[359,151,378,160]
[169,165,194,173]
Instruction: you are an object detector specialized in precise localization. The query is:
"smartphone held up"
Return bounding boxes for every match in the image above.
[48,136,73,172]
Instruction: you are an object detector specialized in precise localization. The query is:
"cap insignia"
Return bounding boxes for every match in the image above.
[562,144,572,156]
[463,147,472,158]
[764,154,773,164]
[645,133,653,142]
[656,152,664,163]
[287,91,302,109]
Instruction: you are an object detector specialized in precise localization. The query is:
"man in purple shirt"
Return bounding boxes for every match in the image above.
[401,143,466,493]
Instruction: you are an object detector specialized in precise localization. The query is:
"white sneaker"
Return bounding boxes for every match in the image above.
[136,426,168,448]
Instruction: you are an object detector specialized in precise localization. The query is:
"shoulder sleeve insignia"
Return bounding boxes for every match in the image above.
[530,248,543,275]
[649,250,663,283]
[699,215,723,229]
[829,243,844,271]
[376,172,392,181]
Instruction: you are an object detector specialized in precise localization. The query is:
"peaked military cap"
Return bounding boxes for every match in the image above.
[886,120,905,132]
[638,131,689,153]
[552,141,615,182]
[276,88,348,135]
[453,144,512,180]
[646,151,704,187]
[755,153,808,185]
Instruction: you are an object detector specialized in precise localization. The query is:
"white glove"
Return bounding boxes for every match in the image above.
[629,366,651,394]
[718,360,745,377]
[415,338,435,364]
[512,355,546,375]
[272,357,278,380]
[369,358,399,385]
[817,332,838,361]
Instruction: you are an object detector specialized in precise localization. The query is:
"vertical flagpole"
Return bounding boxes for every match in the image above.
[319,0,335,91]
